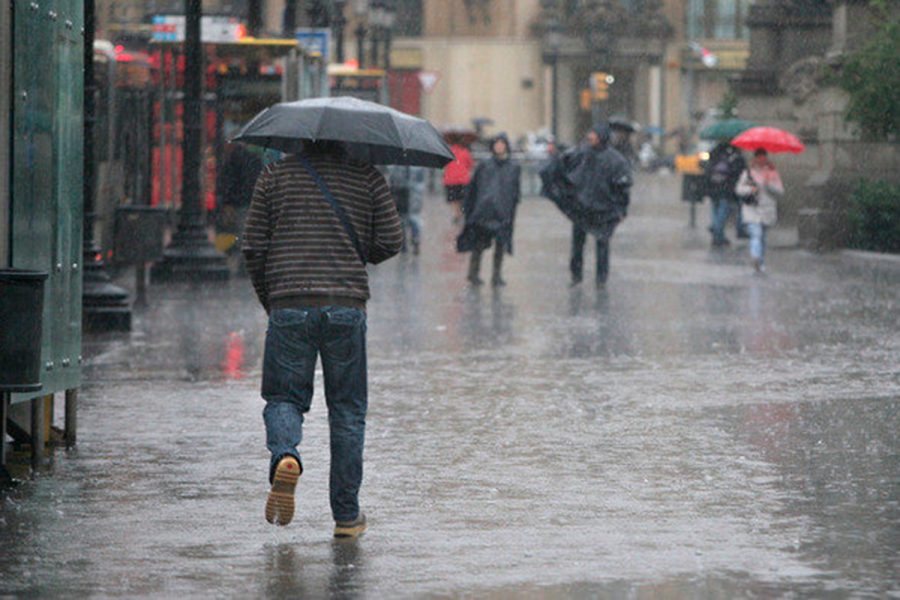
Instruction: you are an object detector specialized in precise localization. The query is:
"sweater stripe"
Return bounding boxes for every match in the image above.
[242,154,403,309]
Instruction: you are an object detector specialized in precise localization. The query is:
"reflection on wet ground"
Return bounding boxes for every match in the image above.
[2,175,898,597]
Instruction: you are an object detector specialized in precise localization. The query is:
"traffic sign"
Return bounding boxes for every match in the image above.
[418,71,441,94]
[296,28,330,61]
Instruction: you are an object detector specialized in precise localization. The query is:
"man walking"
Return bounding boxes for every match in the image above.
[242,140,403,538]
[568,124,632,286]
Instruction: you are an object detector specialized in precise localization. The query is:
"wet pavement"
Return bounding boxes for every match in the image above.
[2,174,899,598]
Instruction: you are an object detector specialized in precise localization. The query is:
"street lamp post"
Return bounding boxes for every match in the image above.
[353,0,369,68]
[545,17,563,138]
[151,0,229,283]
[283,0,297,37]
[369,1,385,68]
[333,0,348,64]
[248,0,262,37]
[382,0,397,71]
[82,0,131,331]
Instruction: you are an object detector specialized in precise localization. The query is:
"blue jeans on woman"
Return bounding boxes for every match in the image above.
[747,222,768,266]
[262,306,367,523]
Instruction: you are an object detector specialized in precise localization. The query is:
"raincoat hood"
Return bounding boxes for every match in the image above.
[491,133,512,157]
[591,123,611,147]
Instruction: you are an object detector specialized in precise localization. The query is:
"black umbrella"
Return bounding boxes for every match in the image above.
[232,96,454,168]
[608,116,637,133]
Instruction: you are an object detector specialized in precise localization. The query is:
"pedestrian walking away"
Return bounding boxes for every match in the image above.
[242,140,403,538]
[443,141,474,224]
[704,141,747,247]
[735,148,784,273]
[456,133,521,287]
[564,123,632,286]
[386,164,427,255]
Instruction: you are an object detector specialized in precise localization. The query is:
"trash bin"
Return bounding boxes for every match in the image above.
[0,269,48,392]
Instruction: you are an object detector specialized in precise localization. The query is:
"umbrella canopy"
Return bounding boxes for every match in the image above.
[441,125,479,146]
[232,96,454,168]
[699,118,759,141]
[731,126,805,154]
[609,116,638,133]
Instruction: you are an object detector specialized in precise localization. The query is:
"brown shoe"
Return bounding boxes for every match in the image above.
[334,512,367,539]
[265,456,300,526]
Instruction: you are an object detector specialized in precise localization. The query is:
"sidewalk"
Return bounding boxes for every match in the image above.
[1,173,897,598]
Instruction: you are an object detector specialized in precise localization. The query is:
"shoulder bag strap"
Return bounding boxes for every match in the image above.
[295,155,366,265]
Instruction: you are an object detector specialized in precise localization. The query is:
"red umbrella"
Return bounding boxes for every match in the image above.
[731,126,805,154]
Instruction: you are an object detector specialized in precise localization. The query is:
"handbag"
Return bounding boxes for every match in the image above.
[295,155,367,265]
[737,171,759,206]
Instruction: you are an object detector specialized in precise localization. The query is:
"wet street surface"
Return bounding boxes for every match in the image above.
[2,174,899,598]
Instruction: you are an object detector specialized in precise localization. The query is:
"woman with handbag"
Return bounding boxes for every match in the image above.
[735,148,784,273]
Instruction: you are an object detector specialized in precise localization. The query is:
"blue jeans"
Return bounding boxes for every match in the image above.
[710,196,732,244]
[262,306,367,522]
[747,222,768,265]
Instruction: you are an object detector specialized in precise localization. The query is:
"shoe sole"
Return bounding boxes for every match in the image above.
[334,521,367,539]
[265,459,300,526]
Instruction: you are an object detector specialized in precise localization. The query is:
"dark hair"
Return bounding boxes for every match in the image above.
[754,148,768,157]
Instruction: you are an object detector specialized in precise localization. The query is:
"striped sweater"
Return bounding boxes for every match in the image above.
[242,153,403,311]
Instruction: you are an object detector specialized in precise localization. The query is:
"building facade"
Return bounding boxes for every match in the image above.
[732,0,898,243]
[393,0,548,144]
[94,1,752,149]
[387,0,752,147]
[533,0,752,147]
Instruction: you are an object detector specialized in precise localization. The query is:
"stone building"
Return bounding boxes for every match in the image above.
[532,0,752,147]
[382,0,754,147]
[732,0,898,245]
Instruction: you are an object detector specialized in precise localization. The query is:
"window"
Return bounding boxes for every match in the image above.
[395,0,423,37]
[687,0,751,40]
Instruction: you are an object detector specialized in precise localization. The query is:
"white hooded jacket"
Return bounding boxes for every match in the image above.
[736,164,784,227]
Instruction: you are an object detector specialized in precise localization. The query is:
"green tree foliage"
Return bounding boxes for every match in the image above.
[848,179,900,253]
[835,1,900,140]
[717,89,739,120]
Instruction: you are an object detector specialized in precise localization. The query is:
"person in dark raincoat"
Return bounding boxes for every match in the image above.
[704,141,747,246]
[456,133,520,287]
[549,123,632,286]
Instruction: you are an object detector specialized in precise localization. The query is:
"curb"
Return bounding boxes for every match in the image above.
[840,249,900,268]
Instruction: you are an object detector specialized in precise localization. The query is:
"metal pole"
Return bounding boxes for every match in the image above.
[370,26,379,67]
[356,24,366,68]
[248,0,263,37]
[551,52,559,137]
[31,396,44,474]
[168,49,178,209]
[1,393,8,472]
[283,0,297,37]
[335,14,346,63]
[1,0,11,268]
[64,389,77,448]
[151,0,229,282]
[82,0,131,331]
[182,2,202,226]
[383,27,392,70]
[158,47,167,207]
